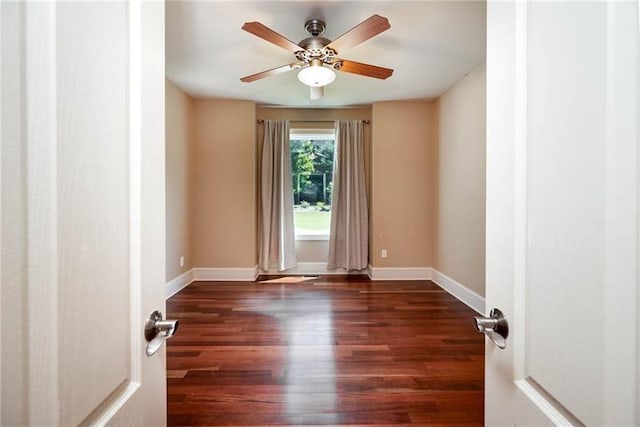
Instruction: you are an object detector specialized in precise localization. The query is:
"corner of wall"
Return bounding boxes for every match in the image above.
[430,268,485,314]
[165,268,195,299]
[165,80,196,282]
[187,91,196,274]
[365,264,485,314]
[432,61,487,299]
[432,98,441,269]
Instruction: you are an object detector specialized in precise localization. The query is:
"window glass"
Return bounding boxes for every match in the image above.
[290,131,334,239]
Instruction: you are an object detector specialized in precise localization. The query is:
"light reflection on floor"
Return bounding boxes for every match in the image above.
[283,293,336,423]
[252,288,337,423]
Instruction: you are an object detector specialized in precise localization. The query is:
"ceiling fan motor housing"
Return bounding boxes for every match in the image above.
[295,19,337,64]
[297,20,336,89]
[304,19,326,36]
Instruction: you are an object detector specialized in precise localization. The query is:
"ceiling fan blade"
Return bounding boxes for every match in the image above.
[332,59,393,80]
[326,15,390,54]
[240,63,299,83]
[241,21,302,53]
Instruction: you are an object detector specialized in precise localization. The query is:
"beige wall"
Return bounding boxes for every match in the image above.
[371,101,437,268]
[166,80,485,288]
[165,79,194,281]
[257,107,372,263]
[193,99,257,268]
[434,62,486,296]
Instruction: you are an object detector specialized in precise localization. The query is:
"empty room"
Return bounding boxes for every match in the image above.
[2,1,638,426]
[164,1,486,424]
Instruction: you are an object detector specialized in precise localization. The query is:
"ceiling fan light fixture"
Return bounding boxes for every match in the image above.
[297,60,336,87]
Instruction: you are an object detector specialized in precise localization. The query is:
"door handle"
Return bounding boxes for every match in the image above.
[145,310,179,357]
[474,308,509,349]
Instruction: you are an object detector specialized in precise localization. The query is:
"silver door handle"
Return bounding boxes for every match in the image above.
[474,308,509,349]
[145,310,179,356]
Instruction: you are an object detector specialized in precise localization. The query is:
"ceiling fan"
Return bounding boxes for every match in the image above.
[240,15,393,100]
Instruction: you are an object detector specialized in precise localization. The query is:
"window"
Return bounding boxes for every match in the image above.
[290,129,335,240]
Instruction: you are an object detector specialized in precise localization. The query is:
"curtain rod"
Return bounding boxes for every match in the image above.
[257,119,370,124]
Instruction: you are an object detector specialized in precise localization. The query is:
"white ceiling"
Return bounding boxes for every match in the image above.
[165,1,486,107]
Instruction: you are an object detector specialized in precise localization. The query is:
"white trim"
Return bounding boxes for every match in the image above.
[512,0,528,382]
[87,2,144,425]
[193,266,259,281]
[429,269,486,315]
[26,2,60,423]
[602,2,640,421]
[127,0,143,389]
[165,269,195,299]
[367,265,431,281]
[515,380,575,426]
[265,262,365,276]
[169,264,486,317]
[89,381,140,427]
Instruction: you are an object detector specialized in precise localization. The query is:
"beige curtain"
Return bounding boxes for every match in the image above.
[328,120,368,270]
[259,120,297,272]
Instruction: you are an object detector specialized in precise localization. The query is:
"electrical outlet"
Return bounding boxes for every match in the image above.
[179,256,185,267]
[381,249,387,258]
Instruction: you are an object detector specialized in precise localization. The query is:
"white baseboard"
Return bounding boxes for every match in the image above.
[430,268,485,314]
[193,266,259,282]
[265,262,366,276]
[166,265,485,314]
[165,269,195,299]
[367,265,431,281]
[366,265,485,314]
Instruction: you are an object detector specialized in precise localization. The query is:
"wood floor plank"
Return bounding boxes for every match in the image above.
[166,276,484,426]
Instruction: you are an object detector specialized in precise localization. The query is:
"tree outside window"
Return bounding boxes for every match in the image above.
[290,133,335,237]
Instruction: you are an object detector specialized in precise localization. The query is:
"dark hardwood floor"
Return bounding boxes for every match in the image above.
[166,276,484,426]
